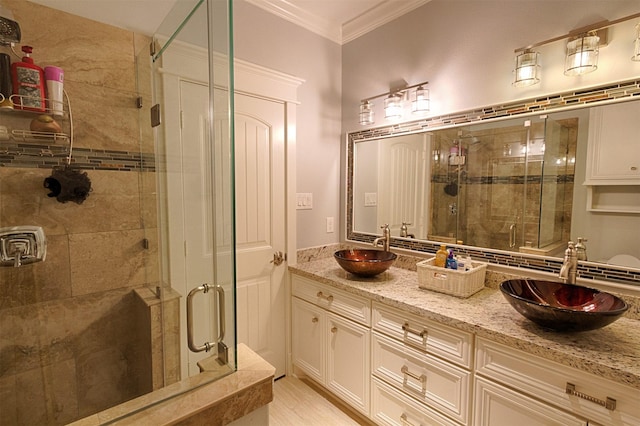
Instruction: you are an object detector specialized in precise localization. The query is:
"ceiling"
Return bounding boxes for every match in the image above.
[27,0,430,44]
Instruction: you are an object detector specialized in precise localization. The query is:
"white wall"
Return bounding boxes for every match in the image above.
[342,1,640,131]
[233,1,342,250]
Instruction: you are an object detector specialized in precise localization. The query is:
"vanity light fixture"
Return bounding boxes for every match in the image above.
[384,92,403,119]
[359,100,374,125]
[512,12,640,87]
[512,49,541,87]
[412,85,430,113]
[633,23,640,61]
[564,32,600,76]
[358,80,429,125]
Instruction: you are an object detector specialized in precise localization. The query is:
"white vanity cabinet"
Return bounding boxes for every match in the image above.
[474,338,640,426]
[370,302,473,425]
[291,274,371,416]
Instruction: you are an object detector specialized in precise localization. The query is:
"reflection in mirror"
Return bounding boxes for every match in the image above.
[349,96,640,275]
[353,115,576,255]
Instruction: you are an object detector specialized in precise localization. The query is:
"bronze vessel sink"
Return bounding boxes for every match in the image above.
[500,279,628,332]
[334,249,397,277]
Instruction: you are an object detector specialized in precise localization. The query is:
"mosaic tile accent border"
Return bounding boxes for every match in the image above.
[350,79,640,142]
[347,79,640,286]
[0,142,155,172]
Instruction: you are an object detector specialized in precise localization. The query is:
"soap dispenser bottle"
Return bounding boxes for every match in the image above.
[435,244,448,267]
[11,45,46,112]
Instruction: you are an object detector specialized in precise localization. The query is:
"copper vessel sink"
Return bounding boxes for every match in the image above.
[500,279,628,332]
[334,249,397,277]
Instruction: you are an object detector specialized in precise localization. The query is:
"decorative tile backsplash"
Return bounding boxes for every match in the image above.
[0,142,155,171]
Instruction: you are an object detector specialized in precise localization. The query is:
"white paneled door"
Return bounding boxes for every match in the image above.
[234,93,287,378]
[180,83,287,378]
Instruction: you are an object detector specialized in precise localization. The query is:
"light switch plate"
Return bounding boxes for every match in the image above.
[296,193,313,210]
[364,192,377,206]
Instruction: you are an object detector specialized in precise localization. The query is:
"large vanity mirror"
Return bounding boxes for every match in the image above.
[347,82,640,283]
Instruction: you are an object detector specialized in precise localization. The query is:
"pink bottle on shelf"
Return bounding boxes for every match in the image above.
[44,66,64,116]
[11,45,46,112]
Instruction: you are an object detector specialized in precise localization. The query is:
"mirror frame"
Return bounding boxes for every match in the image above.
[346,78,640,287]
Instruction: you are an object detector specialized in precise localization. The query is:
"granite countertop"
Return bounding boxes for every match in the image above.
[289,257,640,390]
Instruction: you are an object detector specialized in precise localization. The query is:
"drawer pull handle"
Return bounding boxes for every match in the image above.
[402,322,428,339]
[316,291,334,302]
[400,413,417,426]
[401,365,427,394]
[311,317,318,323]
[565,382,616,411]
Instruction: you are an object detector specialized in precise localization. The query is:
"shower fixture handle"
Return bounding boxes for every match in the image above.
[0,226,47,268]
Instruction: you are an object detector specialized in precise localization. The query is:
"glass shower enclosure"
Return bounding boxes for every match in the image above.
[430,114,575,254]
[0,0,235,424]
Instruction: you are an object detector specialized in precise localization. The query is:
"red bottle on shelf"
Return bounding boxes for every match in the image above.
[11,45,46,112]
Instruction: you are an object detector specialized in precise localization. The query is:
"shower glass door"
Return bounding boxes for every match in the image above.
[149,0,236,382]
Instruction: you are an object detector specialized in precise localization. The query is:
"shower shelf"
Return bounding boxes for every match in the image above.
[10,129,69,144]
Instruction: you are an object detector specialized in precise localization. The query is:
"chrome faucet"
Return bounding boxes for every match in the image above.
[559,241,578,284]
[373,224,391,251]
[400,222,415,238]
[575,237,588,261]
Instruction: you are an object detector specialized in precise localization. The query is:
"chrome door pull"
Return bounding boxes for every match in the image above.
[186,283,225,353]
[566,382,616,411]
[401,365,427,394]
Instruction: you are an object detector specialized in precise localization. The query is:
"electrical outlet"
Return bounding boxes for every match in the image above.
[326,217,334,233]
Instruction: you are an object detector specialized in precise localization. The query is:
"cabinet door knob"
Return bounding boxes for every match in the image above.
[311,317,318,323]
[331,326,338,333]
[631,166,638,171]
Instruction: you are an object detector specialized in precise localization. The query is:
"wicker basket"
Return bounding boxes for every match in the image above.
[417,257,487,298]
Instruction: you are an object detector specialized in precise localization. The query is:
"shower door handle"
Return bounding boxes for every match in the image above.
[186,283,225,353]
[509,223,517,248]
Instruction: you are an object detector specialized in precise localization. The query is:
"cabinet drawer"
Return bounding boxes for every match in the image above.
[476,338,640,426]
[292,274,371,326]
[372,331,471,424]
[372,376,461,426]
[473,376,587,426]
[372,302,473,368]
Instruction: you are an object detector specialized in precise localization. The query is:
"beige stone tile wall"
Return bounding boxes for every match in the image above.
[0,1,170,424]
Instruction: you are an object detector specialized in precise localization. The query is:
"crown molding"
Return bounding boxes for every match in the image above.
[342,0,430,44]
[245,0,431,45]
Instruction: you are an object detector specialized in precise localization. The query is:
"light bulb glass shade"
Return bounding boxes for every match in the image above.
[513,50,540,87]
[384,93,403,119]
[633,23,640,61]
[564,33,599,76]
[359,101,374,125]
[411,86,430,113]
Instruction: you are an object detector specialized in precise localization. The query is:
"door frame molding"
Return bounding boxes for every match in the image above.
[156,37,303,378]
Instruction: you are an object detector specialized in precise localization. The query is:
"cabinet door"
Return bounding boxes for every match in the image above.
[326,312,370,416]
[291,297,325,383]
[586,102,640,183]
[474,377,587,426]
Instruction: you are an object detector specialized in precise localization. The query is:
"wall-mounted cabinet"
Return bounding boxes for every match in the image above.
[584,101,640,213]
